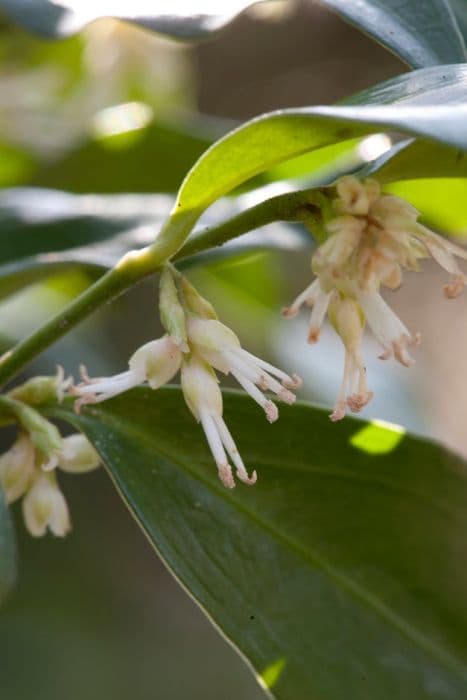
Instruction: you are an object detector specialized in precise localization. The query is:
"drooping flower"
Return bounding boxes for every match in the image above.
[284,175,467,420]
[43,433,101,474]
[181,353,256,488]
[187,317,301,423]
[73,265,301,487]
[22,471,71,538]
[73,334,183,408]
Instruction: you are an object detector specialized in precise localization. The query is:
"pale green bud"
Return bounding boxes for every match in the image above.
[14,403,63,467]
[10,366,72,405]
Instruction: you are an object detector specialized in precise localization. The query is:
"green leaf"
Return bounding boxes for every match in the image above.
[52,388,467,700]
[322,0,466,68]
[1,0,465,69]
[32,120,215,194]
[0,0,268,40]
[0,188,305,300]
[450,0,467,43]
[0,487,16,605]
[386,177,467,237]
[164,64,467,247]
[367,139,467,183]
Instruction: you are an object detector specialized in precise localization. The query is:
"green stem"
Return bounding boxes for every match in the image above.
[173,188,324,262]
[0,215,194,389]
[0,188,325,389]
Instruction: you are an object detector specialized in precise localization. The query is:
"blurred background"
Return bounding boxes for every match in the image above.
[0,1,465,698]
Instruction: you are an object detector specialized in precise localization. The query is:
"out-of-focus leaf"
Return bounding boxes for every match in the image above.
[368,139,467,183]
[163,65,467,250]
[0,0,269,40]
[1,0,465,70]
[386,178,467,237]
[0,188,306,300]
[323,0,466,68]
[364,139,467,236]
[0,488,16,605]
[450,0,467,42]
[51,388,467,700]
[33,120,216,194]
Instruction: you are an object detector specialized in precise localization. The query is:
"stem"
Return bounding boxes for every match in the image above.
[173,188,324,262]
[0,214,194,389]
[0,188,324,389]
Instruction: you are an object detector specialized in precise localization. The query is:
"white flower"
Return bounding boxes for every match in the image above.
[72,268,301,487]
[187,317,301,423]
[284,175,467,420]
[181,354,256,489]
[22,471,71,537]
[327,295,373,421]
[0,432,35,504]
[73,334,182,406]
[42,433,101,474]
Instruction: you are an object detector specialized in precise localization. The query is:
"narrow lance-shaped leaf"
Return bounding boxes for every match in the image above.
[51,388,467,700]
[322,0,466,68]
[1,0,465,69]
[164,64,467,251]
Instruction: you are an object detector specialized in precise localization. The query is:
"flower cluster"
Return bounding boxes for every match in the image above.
[0,370,100,537]
[73,266,301,489]
[284,175,467,420]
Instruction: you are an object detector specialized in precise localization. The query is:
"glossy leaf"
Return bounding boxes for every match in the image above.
[1,0,466,71]
[0,488,16,605]
[0,0,269,39]
[323,0,466,68]
[164,64,467,247]
[51,388,467,700]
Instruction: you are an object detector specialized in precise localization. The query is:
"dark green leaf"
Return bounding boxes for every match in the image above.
[32,120,215,194]
[323,0,466,68]
[1,0,465,70]
[164,64,467,249]
[52,388,467,700]
[0,487,16,605]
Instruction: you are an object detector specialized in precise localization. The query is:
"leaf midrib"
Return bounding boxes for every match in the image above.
[63,406,467,683]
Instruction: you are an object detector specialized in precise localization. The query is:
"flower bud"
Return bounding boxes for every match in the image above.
[43,434,100,474]
[9,366,72,405]
[22,472,71,537]
[13,403,62,467]
[0,432,35,504]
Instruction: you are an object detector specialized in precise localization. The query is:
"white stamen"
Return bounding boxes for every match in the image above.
[200,411,235,489]
[213,415,257,485]
[281,279,320,317]
[308,288,333,343]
